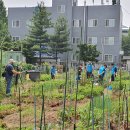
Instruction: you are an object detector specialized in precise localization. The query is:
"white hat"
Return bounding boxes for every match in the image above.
[9,59,15,63]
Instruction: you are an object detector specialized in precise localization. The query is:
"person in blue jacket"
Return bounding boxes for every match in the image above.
[114,64,117,77]
[98,64,107,83]
[86,62,93,78]
[51,65,56,79]
[111,63,115,81]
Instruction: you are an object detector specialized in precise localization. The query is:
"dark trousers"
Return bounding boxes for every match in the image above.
[111,74,115,81]
[87,72,92,78]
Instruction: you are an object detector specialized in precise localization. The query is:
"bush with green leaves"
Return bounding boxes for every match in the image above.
[40,74,51,81]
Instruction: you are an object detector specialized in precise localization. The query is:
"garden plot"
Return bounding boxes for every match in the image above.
[0,69,130,130]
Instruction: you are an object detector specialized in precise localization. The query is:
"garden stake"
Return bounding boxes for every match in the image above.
[118,67,122,130]
[126,97,128,129]
[87,80,94,129]
[102,93,105,130]
[19,85,22,130]
[91,96,94,130]
[34,86,36,130]
[74,79,79,130]
[122,86,126,123]
[62,53,68,130]
[40,85,46,130]
[69,68,73,115]
[107,96,111,130]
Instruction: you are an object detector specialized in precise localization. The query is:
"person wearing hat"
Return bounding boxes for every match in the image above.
[5,59,21,96]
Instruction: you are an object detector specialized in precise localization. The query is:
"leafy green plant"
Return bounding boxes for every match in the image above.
[40,74,51,81]
[0,104,16,111]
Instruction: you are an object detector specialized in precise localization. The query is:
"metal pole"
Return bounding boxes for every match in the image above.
[40,85,45,130]
[91,96,94,130]
[62,53,68,130]
[19,86,22,130]
[102,93,105,130]
[34,87,36,130]
[74,79,79,130]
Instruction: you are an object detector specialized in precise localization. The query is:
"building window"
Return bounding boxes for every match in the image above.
[72,37,80,44]
[88,19,98,27]
[104,54,113,62]
[57,5,65,13]
[104,37,114,45]
[12,20,20,28]
[105,19,115,27]
[73,19,81,27]
[88,37,97,44]
[12,36,20,41]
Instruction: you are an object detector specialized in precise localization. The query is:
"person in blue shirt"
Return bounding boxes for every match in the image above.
[86,62,93,78]
[114,64,117,77]
[5,59,21,96]
[98,64,107,83]
[111,63,115,81]
[51,65,56,79]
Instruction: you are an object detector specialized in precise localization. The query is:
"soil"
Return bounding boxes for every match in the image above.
[0,82,130,129]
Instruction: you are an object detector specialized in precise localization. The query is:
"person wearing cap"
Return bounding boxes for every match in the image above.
[5,59,21,96]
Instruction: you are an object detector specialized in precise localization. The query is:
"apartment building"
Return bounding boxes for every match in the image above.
[8,0,122,64]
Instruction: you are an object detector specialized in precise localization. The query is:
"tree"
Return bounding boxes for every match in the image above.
[0,0,11,49]
[49,16,70,63]
[23,2,52,64]
[77,44,100,62]
[122,31,130,56]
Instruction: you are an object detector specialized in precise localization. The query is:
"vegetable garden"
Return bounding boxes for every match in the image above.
[0,63,130,130]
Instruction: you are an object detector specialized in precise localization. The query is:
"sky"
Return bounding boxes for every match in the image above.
[3,0,130,27]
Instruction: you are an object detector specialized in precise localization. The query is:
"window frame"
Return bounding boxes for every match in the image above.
[72,37,80,44]
[12,20,20,28]
[88,37,97,45]
[12,36,20,41]
[105,19,115,27]
[104,37,114,45]
[104,54,113,62]
[73,19,81,27]
[57,5,65,13]
[88,19,98,27]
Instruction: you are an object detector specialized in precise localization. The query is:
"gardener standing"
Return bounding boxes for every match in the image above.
[98,64,107,84]
[5,59,21,96]
[111,63,115,81]
[86,62,93,78]
[51,65,56,79]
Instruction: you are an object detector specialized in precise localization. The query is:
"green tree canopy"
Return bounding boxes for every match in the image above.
[77,44,100,62]
[49,16,71,63]
[23,2,52,63]
[0,0,11,49]
[122,30,130,56]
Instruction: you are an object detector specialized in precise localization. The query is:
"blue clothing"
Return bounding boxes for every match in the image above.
[5,64,14,78]
[6,76,12,94]
[86,64,93,73]
[5,64,14,94]
[111,66,115,75]
[99,65,106,77]
[51,66,56,75]
[114,65,117,73]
